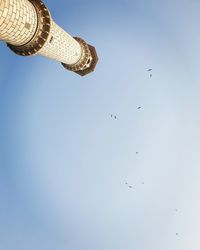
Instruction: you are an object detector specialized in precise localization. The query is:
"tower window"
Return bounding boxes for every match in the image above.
[25,23,31,30]
[49,36,54,43]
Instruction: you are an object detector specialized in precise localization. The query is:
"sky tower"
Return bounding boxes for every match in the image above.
[0,0,98,76]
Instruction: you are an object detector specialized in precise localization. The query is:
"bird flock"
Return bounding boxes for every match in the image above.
[110,80,144,189]
[110,68,180,237]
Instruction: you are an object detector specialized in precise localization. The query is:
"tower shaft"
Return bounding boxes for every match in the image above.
[0,0,98,76]
[39,21,82,65]
[0,0,38,46]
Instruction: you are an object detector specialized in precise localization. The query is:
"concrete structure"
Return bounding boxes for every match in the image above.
[0,0,98,76]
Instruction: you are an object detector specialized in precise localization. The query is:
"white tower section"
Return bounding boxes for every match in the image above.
[39,21,82,65]
[0,0,98,76]
[0,0,37,46]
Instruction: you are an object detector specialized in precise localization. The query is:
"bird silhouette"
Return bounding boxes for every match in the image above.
[136,152,139,154]
[111,114,117,119]
[147,68,152,71]
[129,185,133,188]
[137,106,142,109]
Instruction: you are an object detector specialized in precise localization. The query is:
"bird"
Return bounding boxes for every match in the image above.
[125,182,128,185]
[147,68,152,71]
[137,106,142,110]
[111,114,117,119]
[136,152,139,154]
[176,233,179,236]
[150,74,152,78]
[129,185,133,188]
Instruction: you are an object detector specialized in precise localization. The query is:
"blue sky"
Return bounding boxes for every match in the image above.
[1,0,200,249]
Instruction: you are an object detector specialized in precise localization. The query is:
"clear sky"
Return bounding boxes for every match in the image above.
[1,0,200,249]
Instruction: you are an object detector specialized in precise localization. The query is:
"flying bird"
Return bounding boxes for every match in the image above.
[147,68,152,71]
[136,152,139,154]
[137,106,142,110]
[111,114,117,119]
[129,185,133,188]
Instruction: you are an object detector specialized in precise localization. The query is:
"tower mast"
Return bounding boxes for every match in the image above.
[0,0,98,76]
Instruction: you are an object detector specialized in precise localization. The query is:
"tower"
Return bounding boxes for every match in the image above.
[0,0,98,76]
